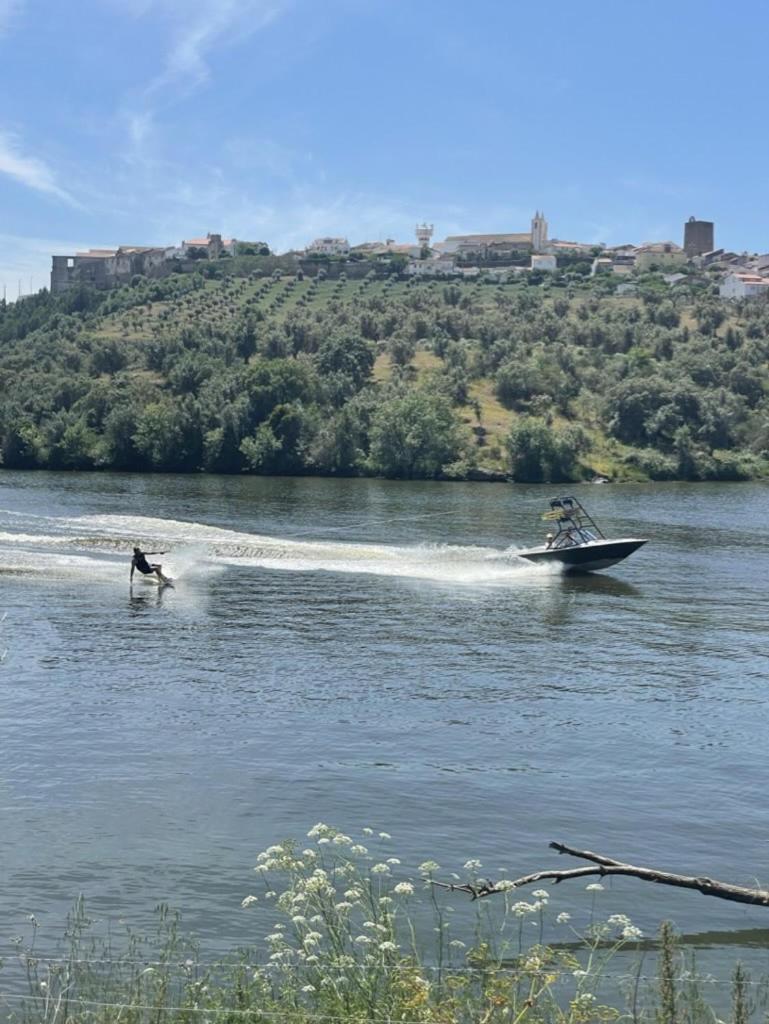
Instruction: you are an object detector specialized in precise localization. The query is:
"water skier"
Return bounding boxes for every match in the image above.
[130,546,171,585]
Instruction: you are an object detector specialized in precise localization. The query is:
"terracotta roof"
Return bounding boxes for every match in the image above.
[184,238,211,247]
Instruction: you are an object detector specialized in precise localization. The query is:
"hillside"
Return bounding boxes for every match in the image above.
[1,260,769,481]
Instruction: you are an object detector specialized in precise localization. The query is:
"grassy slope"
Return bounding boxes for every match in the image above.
[84,272,743,479]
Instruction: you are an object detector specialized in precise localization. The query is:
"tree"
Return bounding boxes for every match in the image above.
[368,388,465,478]
[505,417,586,483]
[316,334,375,403]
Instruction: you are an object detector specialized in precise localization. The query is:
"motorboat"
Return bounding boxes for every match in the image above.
[517,496,647,573]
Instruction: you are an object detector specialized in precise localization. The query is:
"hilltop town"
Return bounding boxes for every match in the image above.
[50,213,769,301]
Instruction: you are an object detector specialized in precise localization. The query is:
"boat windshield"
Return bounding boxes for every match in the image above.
[542,497,605,549]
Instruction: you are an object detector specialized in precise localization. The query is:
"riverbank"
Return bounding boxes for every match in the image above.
[3,833,758,1024]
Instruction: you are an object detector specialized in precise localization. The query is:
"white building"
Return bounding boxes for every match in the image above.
[719,272,769,300]
[306,237,350,256]
[405,258,457,277]
[531,253,557,272]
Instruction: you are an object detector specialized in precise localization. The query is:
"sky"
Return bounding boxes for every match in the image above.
[1,0,768,295]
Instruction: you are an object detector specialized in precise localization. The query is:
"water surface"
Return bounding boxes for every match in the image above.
[1,471,768,973]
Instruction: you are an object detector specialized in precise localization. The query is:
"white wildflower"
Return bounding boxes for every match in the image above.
[608,913,631,927]
[241,895,258,908]
[363,920,377,929]
[264,891,276,899]
[378,832,391,839]
[309,915,324,924]
[265,845,283,856]
[419,860,440,874]
[463,859,482,871]
[291,915,307,926]
[393,881,414,896]
[574,993,596,1006]
[350,845,368,856]
[354,935,373,945]
[332,834,352,846]
[511,901,537,916]
[317,837,330,845]
[450,940,466,949]
[335,901,353,911]
[301,984,316,994]
[556,912,571,924]
[572,969,588,978]
[371,862,390,874]
[585,883,604,891]
[622,924,643,940]
[344,889,362,900]
[307,823,330,838]
[305,954,319,964]
[362,827,374,836]
[302,849,316,859]
[494,880,516,891]
[379,896,393,906]
[532,888,549,899]
[379,941,398,952]
[265,933,283,943]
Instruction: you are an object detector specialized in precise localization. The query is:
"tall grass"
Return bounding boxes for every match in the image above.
[2,824,765,1024]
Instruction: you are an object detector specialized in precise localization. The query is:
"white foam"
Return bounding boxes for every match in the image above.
[0,511,553,586]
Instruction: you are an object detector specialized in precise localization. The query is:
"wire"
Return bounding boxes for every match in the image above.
[4,955,762,985]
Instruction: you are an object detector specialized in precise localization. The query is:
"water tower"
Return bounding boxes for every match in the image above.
[416,223,434,250]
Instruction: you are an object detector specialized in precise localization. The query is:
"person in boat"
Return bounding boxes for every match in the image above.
[130,546,169,584]
[545,532,555,549]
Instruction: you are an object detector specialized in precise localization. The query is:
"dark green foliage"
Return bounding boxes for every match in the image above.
[1,271,768,479]
[368,388,466,478]
[506,417,587,482]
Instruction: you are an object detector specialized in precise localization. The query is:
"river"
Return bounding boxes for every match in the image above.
[1,471,768,980]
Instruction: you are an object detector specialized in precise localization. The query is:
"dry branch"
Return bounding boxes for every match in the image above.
[432,841,769,907]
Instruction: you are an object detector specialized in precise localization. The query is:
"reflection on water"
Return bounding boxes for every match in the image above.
[1,471,769,979]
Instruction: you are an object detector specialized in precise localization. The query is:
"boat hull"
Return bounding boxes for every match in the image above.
[517,538,647,573]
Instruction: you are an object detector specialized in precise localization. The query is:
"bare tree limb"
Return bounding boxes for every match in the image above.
[432,842,769,907]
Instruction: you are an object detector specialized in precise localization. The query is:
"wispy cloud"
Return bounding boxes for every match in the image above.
[0,131,80,206]
[151,0,284,94]
[119,0,287,176]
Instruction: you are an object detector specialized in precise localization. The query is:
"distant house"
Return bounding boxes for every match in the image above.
[719,272,769,300]
[437,233,533,257]
[590,257,613,276]
[531,253,557,272]
[635,242,686,271]
[180,233,236,258]
[306,237,350,257]
[405,258,458,277]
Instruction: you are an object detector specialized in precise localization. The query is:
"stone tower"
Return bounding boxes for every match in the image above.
[531,211,548,252]
[683,216,714,258]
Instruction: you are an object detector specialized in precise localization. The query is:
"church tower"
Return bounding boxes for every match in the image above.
[531,210,548,252]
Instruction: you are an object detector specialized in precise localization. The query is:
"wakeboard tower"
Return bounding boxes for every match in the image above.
[517,496,647,573]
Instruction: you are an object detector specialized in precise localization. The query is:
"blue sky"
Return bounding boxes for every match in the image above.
[1,0,767,294]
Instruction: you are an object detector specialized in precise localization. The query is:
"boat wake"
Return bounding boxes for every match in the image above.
[0,511,556,587]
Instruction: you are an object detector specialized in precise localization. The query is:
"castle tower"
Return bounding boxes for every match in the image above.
[531,210,548,252]
[683,216,714,258]
[416,223,434,250]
